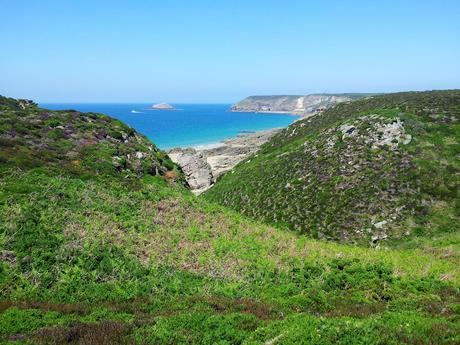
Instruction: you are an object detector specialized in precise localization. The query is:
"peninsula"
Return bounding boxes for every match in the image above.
[230,93,375,116]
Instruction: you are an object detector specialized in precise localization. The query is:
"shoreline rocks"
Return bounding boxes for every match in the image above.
[168,129,280,194]
[167,149,213,194]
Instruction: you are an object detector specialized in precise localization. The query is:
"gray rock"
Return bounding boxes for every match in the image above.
[373,220,388,229]
[168,150,213,195]
[152,103,174,110]
[371,232,388,243]
[339,124,357,138]
[0,250,16,264]
[168,129,280,194]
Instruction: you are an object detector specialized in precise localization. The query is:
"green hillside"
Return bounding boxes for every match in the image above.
[0,96,184,183]
[0,96,459,344]
[205,90,460,248]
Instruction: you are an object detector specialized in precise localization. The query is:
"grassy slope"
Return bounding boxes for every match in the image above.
[205,90,460,249]
[0,96,459,344]
[0,96,184,183]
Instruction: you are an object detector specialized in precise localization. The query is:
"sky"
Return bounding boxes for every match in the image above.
[0,0,459,102]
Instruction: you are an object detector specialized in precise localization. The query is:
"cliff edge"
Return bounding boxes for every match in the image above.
[230,93,374,116]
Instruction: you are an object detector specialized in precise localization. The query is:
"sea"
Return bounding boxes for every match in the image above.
[40,103,298,150]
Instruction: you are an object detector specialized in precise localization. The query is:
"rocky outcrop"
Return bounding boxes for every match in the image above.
[152,103,174,110]
[168,149,214,194]
[230,94,370,116]
[168,129,279,194]
[206,90,460,245]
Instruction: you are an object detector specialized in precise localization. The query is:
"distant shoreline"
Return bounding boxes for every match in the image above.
[229,109,303,116]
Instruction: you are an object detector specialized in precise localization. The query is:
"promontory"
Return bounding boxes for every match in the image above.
[230,93,375,116]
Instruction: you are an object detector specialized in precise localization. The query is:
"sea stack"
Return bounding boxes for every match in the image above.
[152,103,174,110]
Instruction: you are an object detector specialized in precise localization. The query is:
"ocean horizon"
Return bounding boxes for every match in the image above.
[40,103,298,150]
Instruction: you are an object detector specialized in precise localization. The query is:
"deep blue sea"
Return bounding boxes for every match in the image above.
[40,103,298,149]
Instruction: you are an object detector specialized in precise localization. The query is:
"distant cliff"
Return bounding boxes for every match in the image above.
[230,93,374,116]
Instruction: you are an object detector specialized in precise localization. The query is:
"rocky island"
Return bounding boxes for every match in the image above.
[151,102,175,110]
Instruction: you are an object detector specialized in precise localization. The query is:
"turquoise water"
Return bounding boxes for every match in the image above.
[40,103,298,149]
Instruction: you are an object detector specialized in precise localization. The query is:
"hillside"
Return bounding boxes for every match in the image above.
[205,90,460,248]
[229,93,374,115]
[0,96,459,344]
[0,96,184,183]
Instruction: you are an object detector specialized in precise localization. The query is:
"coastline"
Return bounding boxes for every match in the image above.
[168,128,280,194]
[229,109,303,116]
[191,141,226,150]
[188,128,277,150]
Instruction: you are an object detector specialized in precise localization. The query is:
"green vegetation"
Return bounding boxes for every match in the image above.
[1,94,459,344]
[0,96,184,183]
[205,90,460,248]
[310,93,381,99]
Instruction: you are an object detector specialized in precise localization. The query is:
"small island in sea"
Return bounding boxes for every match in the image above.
[151,102,174,110]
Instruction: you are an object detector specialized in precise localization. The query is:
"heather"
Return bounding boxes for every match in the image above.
[0,95,458,344]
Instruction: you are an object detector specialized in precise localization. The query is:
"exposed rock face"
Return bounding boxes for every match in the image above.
[338,115,412,150]
[168,129,279,194]
[229,94,361,116]
[168,149,214,195]
[230,95,304,113]
[152,103,174,110]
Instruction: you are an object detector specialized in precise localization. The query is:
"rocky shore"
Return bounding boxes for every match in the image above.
[168,129,280,194]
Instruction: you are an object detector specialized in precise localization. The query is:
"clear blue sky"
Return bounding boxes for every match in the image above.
[1,0,459,102]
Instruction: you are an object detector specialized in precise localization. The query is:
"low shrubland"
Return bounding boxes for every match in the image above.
[0,95,458,344]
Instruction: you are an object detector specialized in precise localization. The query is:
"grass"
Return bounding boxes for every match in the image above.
[1,168,459,344]
[0,94,459,344]
[204,90,460,247]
